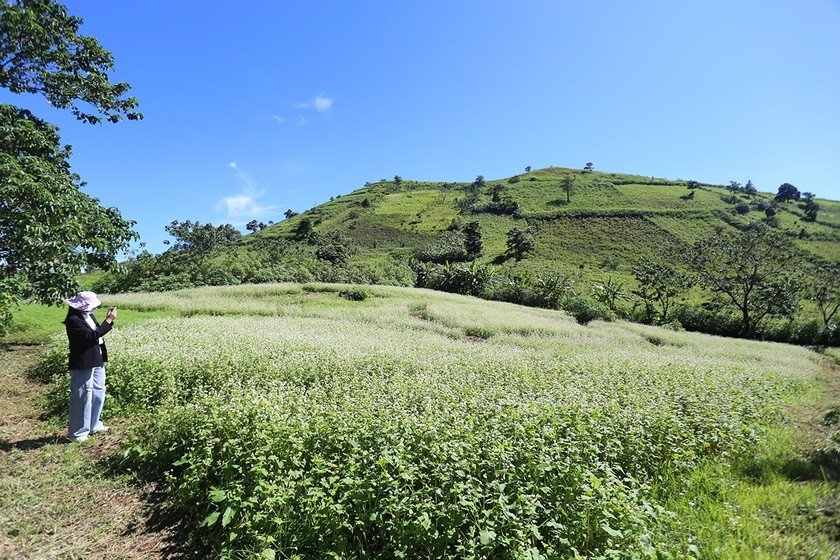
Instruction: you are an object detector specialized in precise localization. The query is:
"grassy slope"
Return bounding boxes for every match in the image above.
[242,168,840,287]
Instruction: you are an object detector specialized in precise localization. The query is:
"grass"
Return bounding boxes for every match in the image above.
[0,342,168,559]
[4,283,839,558]
[4,302,179,344]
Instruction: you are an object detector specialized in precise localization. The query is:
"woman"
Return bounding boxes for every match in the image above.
[64,291,117,442]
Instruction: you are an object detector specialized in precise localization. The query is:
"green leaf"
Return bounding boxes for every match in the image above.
[202,511,220,527]
[601,523,623,538]
[208,488,227,503]
[479,529,497,545]
[222,506,236,527]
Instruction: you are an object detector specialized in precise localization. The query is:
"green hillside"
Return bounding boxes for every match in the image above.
[248,167,840,277]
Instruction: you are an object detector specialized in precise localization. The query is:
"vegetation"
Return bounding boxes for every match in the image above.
[89,168,840,347]
[0,0,141,335]
[5,284,834,558]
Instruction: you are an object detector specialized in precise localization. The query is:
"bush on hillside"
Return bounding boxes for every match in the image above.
[469,200,522,217]
[412,261,494,297]
[417,231,470,264]
[672,306,742,338]
[562,296,616,325]
[338,288,369,301]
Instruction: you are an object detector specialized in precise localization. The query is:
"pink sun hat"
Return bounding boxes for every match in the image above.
[65,291,102,312]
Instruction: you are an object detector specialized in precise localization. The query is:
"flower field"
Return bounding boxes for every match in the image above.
[37,284,824,558]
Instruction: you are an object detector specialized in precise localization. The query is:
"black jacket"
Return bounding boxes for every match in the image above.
[65,308,113,369]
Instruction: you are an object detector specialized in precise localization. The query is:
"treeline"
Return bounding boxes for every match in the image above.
[413,222,840,347]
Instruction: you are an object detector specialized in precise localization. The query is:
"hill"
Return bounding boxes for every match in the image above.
[93,167,840,344]
[248,167,840,273]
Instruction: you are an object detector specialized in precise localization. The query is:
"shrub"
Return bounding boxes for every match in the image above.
[672,306,742,338]
[417,231,469,264]
[339,288,369,301]
[562,296,616,325]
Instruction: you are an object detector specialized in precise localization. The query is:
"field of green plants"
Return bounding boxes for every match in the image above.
[32,283,835,558]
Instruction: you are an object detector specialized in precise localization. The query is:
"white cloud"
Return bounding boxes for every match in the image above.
[294,94,335,112]
[218,164,280,220]
[312,96,334,112]
[271,115,284,124]
[297,116,309,126]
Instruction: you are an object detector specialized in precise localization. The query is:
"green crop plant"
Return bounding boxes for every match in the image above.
[29,285,828,558]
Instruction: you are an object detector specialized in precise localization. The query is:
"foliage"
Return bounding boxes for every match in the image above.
[462,221,482,259]
[562,174,575,203]
[0,105,137,333]
[416,230,470,264]
[338,287,368,301]
[775,183,801,203]
[563,294,616,325]
[683,223,800,337]
[484,271,577,310]
[294,218,314,241]
[163,220,241,258]
[0,0,141,124]
[505,227,534,261]
[314,233,351,265]
[804,260,840,329]
[631,257,689,324]
[590,277,628,314]
[412,260,495,296]
[802,194,819,222]
[31,284,819,558]
[0,0,141,335]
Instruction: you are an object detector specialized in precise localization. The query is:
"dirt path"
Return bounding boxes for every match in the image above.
[0,343,169,560]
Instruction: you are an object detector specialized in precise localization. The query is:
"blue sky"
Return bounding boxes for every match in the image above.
[10,0,840,254]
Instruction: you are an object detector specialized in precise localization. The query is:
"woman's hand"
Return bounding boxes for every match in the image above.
[106,307,118,323]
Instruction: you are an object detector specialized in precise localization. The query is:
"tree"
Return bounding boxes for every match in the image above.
[583,162,594,173]
[1,105,137,315]
[284,209,298,219]
[463,221,483,259]
[293,217,313,241]
[591,277,627,313]
[801,192,819,222]
[562,174,575,203]
[490,183,505,203]
[744,180,757,198]
[804,260,840,329]
[0,0,142,334]
[726,181,742,202]
[164,220,241,259]
[683,223,799,337]
[775,183,800,203]
[505,227,534,261]
[0,0,141,124]
[459,175,484,212]
[315,234,350,265]
[525,166,531,174]
[631,257,688,323]
[246,220,260,233]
